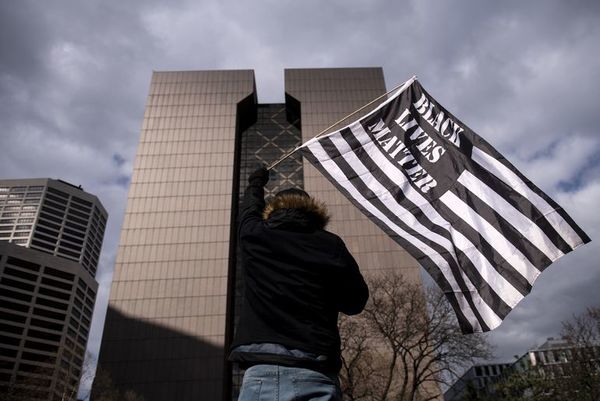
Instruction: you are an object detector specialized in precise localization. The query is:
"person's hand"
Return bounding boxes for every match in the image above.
[248,166,269,187]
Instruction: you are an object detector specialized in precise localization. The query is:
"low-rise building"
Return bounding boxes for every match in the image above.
[444,361,512,400]
[445,337,600,400]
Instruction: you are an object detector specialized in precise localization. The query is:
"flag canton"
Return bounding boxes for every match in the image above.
[359,82,473,201]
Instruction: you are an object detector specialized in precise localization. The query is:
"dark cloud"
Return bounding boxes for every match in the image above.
[0,2,51,79]
[0,0,598,395]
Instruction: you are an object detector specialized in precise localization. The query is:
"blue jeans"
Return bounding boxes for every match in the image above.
[238,364,342,401]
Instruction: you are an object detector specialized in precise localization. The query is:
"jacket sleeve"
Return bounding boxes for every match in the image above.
[238,167,268,238]
[337,241,369,315]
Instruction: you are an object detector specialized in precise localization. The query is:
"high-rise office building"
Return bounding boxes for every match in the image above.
[97,68,422,401]
[0,178,107,400]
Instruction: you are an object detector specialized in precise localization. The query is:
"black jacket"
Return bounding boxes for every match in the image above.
[229,172,369,373]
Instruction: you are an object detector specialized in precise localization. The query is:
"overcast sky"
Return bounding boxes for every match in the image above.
[1,0,599,394]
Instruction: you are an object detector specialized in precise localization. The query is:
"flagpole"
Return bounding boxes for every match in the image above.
[266,76,417,171]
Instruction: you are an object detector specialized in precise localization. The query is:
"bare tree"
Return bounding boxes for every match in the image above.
[122,390,145,401]
[71,352,99,401]
[90,365,145,401]
[89,366,120,401]
[339,313,378,401]
[558,307,600,400]
[339,271,491,401]
[562,307,600,347]
[489,307,600,401]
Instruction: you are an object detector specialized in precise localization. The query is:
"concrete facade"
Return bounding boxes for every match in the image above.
[0,179,107,400]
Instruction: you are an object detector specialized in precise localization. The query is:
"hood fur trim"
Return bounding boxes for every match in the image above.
[263,193,330,229]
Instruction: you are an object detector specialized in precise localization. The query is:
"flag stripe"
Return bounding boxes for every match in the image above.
[449,228,524,311]
[303,147,481,332]
[346,123,458,237]
[304,140,491,331]
[470,141,590,246]
[471,147,586,250]
[433,199,534,297]
[322,133,504,317]
[323,135,512,329]
[344,124,534,297]
[457,170,565,261]
[449,182,552,268]
[439,189,542,285]
[316,134,512,330]
[326,131,458,259]
[315,136,460,277]
[465,160,575,255]
[331,128,524,313]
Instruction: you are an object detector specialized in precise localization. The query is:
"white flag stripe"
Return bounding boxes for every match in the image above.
[440,189,541,285]
[472,297,503,330]
[307,141,496,330]
[348,123,457,235]
[449,228,524,308]
[328,132,458,261]
[455,296,484,333]
[331,132,521,319]
[471,147,583,249]
[458,170,564,261]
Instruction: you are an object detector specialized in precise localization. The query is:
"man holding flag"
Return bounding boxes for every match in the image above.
[229,166,369,401]
[230,76,589,400]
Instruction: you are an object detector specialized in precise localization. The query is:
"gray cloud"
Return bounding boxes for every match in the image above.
[0,0,598,395]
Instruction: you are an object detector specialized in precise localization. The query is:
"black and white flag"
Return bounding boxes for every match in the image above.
[301,77,590,333]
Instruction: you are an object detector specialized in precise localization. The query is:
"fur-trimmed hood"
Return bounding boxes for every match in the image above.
[262,193,330,230]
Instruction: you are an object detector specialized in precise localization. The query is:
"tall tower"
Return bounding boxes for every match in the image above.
[98,68,423,401]
[98,71,255,401]
[0,178,107,400]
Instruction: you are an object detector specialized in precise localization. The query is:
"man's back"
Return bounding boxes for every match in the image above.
[230,167,368,399]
